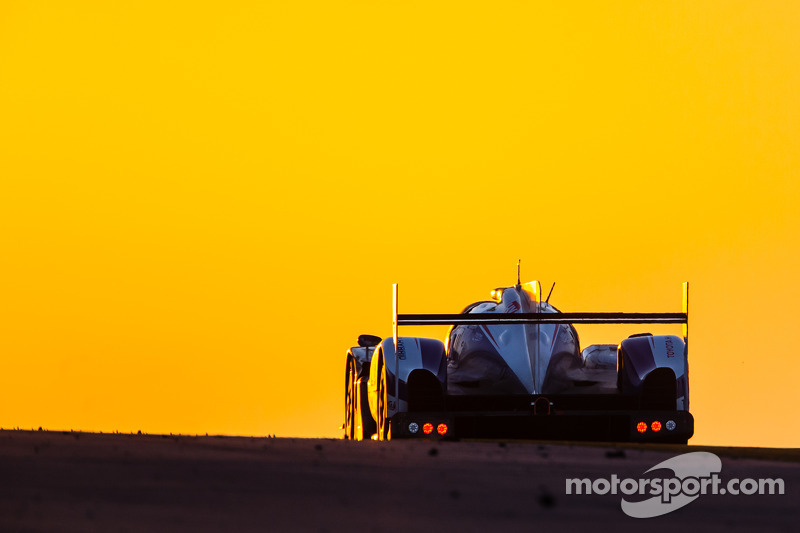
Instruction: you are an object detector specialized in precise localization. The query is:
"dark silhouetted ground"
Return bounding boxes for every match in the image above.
[0,430,797,532]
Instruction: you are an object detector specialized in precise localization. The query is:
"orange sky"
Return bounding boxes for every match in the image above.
[1,1,798,447]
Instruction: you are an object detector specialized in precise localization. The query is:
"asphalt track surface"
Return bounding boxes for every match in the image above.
[0,430,797,532]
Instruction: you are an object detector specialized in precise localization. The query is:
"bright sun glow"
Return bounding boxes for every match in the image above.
[1,1,799,447]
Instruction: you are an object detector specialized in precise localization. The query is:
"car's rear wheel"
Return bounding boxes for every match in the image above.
[376,354,391,441]
[640,367,677,411]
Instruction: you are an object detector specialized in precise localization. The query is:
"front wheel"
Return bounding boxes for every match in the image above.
[343,358,355,439]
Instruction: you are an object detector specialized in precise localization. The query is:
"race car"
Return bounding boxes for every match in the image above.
[343,275,692,443]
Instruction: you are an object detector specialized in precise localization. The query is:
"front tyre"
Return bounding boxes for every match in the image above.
[343,358,355,439]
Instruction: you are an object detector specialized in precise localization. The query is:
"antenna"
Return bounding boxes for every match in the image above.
[545,282,556,303]
[516,259,521,288]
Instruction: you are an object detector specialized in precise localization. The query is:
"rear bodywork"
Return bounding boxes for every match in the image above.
[344,281,692,443]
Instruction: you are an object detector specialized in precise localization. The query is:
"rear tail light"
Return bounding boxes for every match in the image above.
[651,421,662,432]
[422,423,434,435]
[437,423,448,435]
[636,421,647,433]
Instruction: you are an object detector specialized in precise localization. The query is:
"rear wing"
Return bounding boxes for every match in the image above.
[392,281,689,344]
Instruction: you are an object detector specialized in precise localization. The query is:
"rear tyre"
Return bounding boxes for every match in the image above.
[640,367,677,411]
[376,355,391,441]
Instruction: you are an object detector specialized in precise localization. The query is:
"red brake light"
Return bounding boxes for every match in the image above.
[422,423,434,435]
[437,423,448,435]
[636,421,647,433]
[651,421,662,432]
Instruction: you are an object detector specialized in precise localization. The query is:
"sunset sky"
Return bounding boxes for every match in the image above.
[1,1,798,447]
